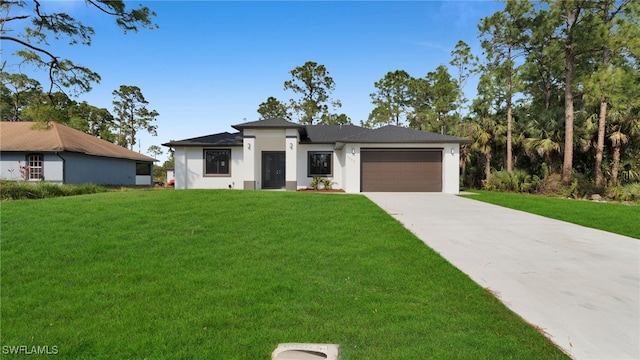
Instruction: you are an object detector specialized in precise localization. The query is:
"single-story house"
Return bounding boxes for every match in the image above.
[163,118,469,193]
[0,121,156,185]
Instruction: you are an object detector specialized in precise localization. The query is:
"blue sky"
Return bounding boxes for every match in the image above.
[4,1,504,162]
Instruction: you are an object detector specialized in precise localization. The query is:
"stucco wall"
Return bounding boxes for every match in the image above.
[175,146,243,189]
[296,144,344,190]
[171,138,461,193]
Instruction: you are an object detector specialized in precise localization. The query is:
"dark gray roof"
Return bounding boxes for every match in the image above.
[231,118,306,132]
[340,125,471,144]
[164,121,470,147]
[162,132,242,147]
[302,124,367,143]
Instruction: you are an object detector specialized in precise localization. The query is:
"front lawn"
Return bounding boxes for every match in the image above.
[1,190,567,359]
[461,190,640,239]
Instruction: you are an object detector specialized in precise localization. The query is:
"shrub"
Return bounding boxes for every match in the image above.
[0,181,106,200]
[484,170,538,193]
[309,176,322,190]
[609,182,640,202]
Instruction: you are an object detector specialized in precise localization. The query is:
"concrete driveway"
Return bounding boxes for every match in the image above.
[364,193,639,360]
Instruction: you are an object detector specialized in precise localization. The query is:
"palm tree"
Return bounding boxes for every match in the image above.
[522,114,564,175]
[607,108,639,185]
[463,117,506,183]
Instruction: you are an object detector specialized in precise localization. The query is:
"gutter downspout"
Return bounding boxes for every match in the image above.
[55,151,66,184]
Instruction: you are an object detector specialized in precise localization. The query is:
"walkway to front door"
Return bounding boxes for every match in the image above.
[262,152,285,189]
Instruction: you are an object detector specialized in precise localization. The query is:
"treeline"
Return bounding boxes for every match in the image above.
[363,0,639,194]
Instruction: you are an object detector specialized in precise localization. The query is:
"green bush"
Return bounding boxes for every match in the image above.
[484,170,538,193]
[609,182,640,202]
[0,181,106,200]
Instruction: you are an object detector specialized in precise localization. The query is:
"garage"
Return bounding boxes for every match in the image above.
[361,149,442,192]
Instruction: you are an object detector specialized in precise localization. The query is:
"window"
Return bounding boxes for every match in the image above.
[204,149,231,176]
[136,162,151,176]
[308,151,332,177]
[28,154,43,180]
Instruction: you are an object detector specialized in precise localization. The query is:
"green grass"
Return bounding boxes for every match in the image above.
[462,190,640,239]
[1,190,568,359]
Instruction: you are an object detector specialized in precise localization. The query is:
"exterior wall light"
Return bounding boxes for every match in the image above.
[351,148,356,155]
[289,142,293,150]
[247,143,251,150]
[451,148,455,155]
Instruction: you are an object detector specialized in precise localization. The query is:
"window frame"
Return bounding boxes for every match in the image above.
[203,149,231,177]
[307,151,333,177]
[136,162,152,176]
[27,153,43,180]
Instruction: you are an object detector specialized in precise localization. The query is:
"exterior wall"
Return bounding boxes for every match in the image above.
[170,133,461,193]
[0,152,63,183]
[342,143,461,194]
[296,144,345,190]
[62,152,139,185]
[136,175,152,185]
[0,151,152,185]
[285,129,299,190]
[174,146,243,189]
[166,169,174,184]
[442,144,461,194]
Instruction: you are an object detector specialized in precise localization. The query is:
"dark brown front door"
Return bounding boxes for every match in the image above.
[361,150,442,192]
[262,152,285,189]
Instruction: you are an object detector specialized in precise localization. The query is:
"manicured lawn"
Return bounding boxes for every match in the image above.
[461,190,640,239]
[1,190,567,359]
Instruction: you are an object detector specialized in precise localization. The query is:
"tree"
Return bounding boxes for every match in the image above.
[20,91,74,123]
[147,145,163,160]
[586,0,638,187]
[406,66,459,135]
[257,96,290,120]
[1,0,157,96]
[479,0,532,173]
[368,70,412,127]
[68,101,116,142]
[539,0,599,183]
[320,113,351,125]
[112,85,159,150]
[426,65,459,134]
[284,61,340,124]
[449,40,478,115]
[0,72,42,121]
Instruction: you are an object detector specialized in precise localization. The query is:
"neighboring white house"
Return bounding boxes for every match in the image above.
[162,118,470,193]
[0,121,156,185]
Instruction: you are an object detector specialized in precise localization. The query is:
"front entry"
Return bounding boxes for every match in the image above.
[262,152,285,189]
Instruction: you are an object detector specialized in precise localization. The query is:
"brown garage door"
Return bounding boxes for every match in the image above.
[361,150,442,192]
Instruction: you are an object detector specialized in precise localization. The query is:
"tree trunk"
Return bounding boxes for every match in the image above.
[562,8,577,184]
[506,47,513,173]
[595,1,611,188]
[595,98,607,187]
[485,152,492,183]
[611,143,620,185]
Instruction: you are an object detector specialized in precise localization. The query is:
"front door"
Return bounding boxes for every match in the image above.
[262,152,285,189]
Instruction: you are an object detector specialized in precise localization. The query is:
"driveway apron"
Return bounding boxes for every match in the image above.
[364,193,640,360]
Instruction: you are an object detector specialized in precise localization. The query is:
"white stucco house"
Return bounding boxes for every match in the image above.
[0,121,156,185]
[163,118,470,193]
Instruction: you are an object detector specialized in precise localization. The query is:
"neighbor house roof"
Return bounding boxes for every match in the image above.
[0,121,156,162]
[162,132,243,147]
